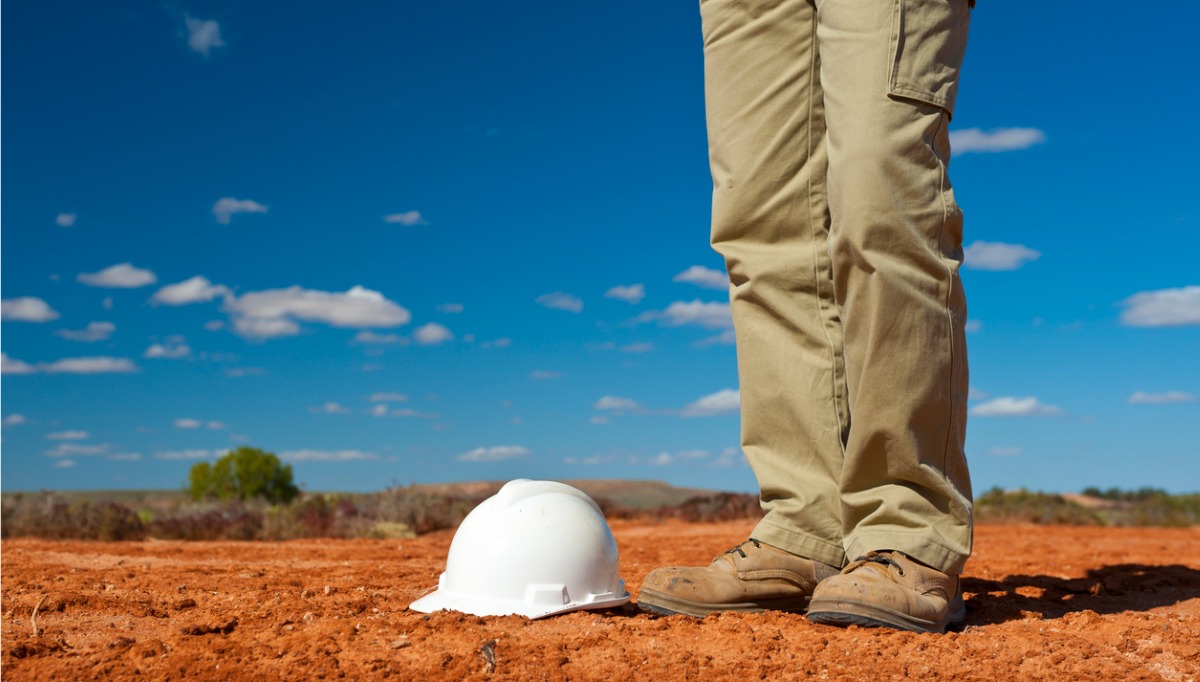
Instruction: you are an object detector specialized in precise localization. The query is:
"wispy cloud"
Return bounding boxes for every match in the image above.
[413,322,453,345]
[383,211,426,226]
[368,392,408,402]
[280,449,379,462]
[152,276,231,305]
[144,339,191,359]
[620,342,654,353]
[436,303,464,314]
[354,330,408,345]
[310,402,352,414]
[56,322,116,343]
[536,291,584,313]
[639,300,733,330]
[605,284,645,304]
[78,263,157,288]
[2,354,138,375]
[173,418,202,429]
[224,285,411,339]
[530,370,562,380]
[56,213,77,227]
[45,442,109,458]
[1128,390,1196,405]
[154,449,224,460]
[46,430,89,440]
[212,197,267,224]
[2,297,61,322]
[673,265,727,290]
[185,16,225,57]
[970,396,1063,417]
[3,414,28,427]
[679,388,740,417]
[594,396,640,412]
[949,127,1046,155]
[963,241,1041,271]
[457,445,530,462]
[987,446,1022,457]
[1119,286,1200,327]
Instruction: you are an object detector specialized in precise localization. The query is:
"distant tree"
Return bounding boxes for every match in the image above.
[188,447,300,504]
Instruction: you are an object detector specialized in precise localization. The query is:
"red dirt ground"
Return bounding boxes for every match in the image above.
[3,521,1199,680]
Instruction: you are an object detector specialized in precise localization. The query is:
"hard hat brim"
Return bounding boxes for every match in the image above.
[409,586,631,620]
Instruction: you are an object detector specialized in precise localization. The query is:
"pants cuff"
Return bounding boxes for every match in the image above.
[845,527,969,574]
[753,518,847,569]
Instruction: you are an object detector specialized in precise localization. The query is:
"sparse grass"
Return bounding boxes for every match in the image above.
[3,484,1196,541]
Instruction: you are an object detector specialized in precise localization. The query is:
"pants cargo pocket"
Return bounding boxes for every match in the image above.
[888,0,971,118]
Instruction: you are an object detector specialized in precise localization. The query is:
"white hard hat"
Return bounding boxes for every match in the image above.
[409,479,630,619]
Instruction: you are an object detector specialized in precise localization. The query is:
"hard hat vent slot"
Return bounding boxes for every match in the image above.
[526,584,569,606]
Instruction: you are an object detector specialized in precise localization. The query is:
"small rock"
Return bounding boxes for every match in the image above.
[388,638,411,650]
[324,585,334,596]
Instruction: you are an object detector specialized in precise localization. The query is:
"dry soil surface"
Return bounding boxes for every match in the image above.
[3,521,1199,680]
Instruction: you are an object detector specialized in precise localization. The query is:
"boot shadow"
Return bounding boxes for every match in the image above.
[961,563,1200,626]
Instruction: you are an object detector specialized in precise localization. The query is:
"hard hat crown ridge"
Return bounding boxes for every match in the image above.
[409,479,631,619]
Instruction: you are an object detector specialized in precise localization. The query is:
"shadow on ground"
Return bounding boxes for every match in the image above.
[963,563,1200,626]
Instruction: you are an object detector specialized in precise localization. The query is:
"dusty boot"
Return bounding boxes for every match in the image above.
[806,550,965,633]
[637,538,840,617]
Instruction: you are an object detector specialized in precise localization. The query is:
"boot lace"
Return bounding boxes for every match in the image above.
[855,551,905,576]
[725,538,762,558]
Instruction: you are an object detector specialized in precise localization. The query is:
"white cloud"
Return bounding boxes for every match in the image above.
[174,418,202,429]
[154,449,223,460]
[311,402,352,414]
[988,446,1022,457]
[480,338,512,349]
[204,320,226,332]
[56,321,116,343]
[413,322,453,345]
[2,297,61,322]
[673,265,728,290]
[152,276,231,305]
[965,319,983,333]
[224,285,410,339]
[370,404,389,417]
[369,392,408,402]
[530,370,562,380]
[280,449,379,462]
[963,241,1041,271]
[108,453,143,461]
[103,297,114,311]
[225,367,265,378]
[970,396,1063,417]
[437,303,464,314]
[370,405,439,419]
[353,330,406,345]
[206,421,227,430]
[45,443,109,458]
[37,356,138,374]
[1,353,37,375]
[594,396,640,411]
[648,300,734,329]
[621,342,654,353]
[46,430,89,440]
[949,128,1046,155]
[3,414,29,427]
[679,388,741,417]
[383,211,426,226]
[605,284,645,304]
[144,340,191,359]
[212,197,267,224]
[696,329,737,346]
[536,291,584,313]
[233,317,301,338]
[589,416,609,425]
[185,16,225,56]
[56,213,77,227]
[968,386,989,401]
[1128,390,1196,405]
[457,445,531,462]
[1120,286,1200,327]
[78,263,157,288]
[54,459,77,469]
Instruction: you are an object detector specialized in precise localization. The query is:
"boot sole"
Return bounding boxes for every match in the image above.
[636,588,810,617]
[807,597,966,634]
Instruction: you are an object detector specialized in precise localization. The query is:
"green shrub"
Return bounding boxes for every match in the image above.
[188,447,299,504]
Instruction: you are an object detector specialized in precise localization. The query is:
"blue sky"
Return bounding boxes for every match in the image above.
[3,1,1197,495]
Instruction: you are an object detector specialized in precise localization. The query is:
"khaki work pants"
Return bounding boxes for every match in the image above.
[702,0,973,573]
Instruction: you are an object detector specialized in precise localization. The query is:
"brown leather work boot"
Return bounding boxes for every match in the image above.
[637,538,840,617]
[806,550,965,633]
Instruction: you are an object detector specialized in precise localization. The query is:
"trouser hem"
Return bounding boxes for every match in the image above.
[845,528,969,575]
[753,518,847,569]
